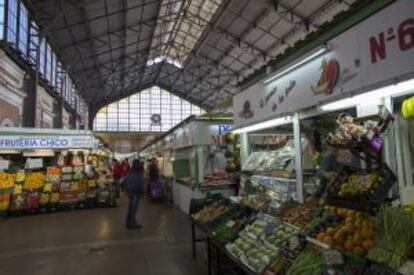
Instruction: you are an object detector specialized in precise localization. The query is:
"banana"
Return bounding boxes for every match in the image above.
[311,81,329,95]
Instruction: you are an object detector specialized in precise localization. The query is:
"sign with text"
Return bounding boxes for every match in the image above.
[0,135,94,149]
[165,122,233,149]
[25,158,43,169]
[234,0,414,127]
[0,159,10,170]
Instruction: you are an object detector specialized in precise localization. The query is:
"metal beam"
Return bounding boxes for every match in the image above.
[47,0,164,32]
[57,15,183,51]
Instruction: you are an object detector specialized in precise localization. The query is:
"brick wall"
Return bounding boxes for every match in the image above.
[0,97,20,126]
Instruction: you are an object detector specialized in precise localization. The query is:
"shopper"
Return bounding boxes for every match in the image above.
[149,158,160,183]
[112,159,122,180]
[123,159,144,229]
[121,159,131,178]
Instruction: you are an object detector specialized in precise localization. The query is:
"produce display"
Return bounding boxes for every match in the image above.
[264,223,298,250]
[286,250,323,275]
[192,202,230,224]
[368,206,414,270]
[202,172,233,187]
[336,172,383,199]
[213,211,255,243]
[327,113,394,152]
[309,206,375,257]
[0,172,15,190]
[227,232,256,258]
[0,154,114,216]
[280,203,315,228]
[46,167,61,183]
[24,172,46,190]
[327,115,368,145]
[242,244,277,273]
[245,215,274,238]
[242,145,295,172]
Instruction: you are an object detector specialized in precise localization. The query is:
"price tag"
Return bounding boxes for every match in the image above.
[323,249,343,266]
[226,220,235,227]
[398,260,414,274]
[25,158,43,169]
[289,236,300,251]
[0,159,10,170]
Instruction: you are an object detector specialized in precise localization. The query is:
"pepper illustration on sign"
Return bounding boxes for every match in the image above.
[311,58,340,95]
[239,100,254,119]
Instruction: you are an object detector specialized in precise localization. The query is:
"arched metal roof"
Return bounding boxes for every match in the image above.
[28,0,357,112]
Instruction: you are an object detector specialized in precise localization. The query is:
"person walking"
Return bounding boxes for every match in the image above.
[112,159,122,197]
[148,158,160,183]
[121,159,131,178]
[123,159,144,229]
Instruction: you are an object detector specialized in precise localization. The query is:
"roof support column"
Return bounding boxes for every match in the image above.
[53,97,63,128]
[21,74,37,127]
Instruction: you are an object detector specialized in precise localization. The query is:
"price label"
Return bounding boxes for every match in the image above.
[323,249,343,266]
[25,158,43,169]
[0,159,10,170]
[289,236,300,251]
[398,260,414,274]
[226,220,235,227]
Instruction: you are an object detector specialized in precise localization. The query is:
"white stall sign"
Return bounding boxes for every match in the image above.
[0,135,94,149]
[234,0,414,127]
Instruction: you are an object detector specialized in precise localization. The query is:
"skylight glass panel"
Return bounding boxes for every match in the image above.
[93,86,204,132]
[149,0,223,67]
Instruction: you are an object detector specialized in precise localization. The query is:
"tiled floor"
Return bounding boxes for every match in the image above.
[0,198,208,275]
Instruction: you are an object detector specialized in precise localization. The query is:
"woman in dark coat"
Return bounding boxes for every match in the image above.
[123,159,144,229]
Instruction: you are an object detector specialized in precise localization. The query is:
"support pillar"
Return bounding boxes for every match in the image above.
[293,112,304,203]
[69,110,76,129]
[53,98,63,129]
[21,74,36,127]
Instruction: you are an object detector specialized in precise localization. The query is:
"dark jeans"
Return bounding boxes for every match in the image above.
[126,194,140,227]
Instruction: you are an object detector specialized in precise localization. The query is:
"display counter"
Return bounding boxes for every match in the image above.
[0,127,115,217]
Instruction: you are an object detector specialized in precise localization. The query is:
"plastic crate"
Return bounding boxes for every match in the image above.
[326,165,396,214]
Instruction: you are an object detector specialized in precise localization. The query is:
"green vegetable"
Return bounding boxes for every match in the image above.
[287,250,323,275]
[367,206,414,270]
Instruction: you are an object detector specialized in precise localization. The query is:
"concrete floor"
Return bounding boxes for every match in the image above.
[0,198,208,275]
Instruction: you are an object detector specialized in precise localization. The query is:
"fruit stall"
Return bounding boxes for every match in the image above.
[0,127,115,217]
[141,115,239,214]
[188,2,414,272]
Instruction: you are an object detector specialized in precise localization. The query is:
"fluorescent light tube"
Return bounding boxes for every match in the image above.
[320,78,414,111]
[233,116,292,134]
[263,46,329,85]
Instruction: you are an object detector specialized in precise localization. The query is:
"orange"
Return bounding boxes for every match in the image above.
[317,232,327,242]
[361,228,374,239]
[323,236,334,246]
[346,209,356,218]
[344,239,356,252]
[344,223,356,234]
[362,219,372,230]
[345,217,355,224]
[336,208,343,216]
[355,211,364,220]
[353,231,364,244]
[362,239,374,251]
[353,246,366,256]
[334,231,346,244]
[326,227,336,236]
[354,218,363,229]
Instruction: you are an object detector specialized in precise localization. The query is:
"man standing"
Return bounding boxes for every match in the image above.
[123,159,144,229]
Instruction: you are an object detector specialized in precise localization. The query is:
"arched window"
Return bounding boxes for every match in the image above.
[93,86,203,132]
